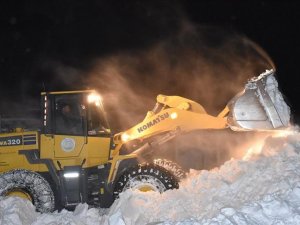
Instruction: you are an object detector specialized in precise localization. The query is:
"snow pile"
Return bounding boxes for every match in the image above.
[108,131,300,224]
[0,197,37,225]
[2,131,300,225]
[0,198,106,225]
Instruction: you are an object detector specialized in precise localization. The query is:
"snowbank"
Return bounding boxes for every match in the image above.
[0,198,105,225]
[108,131,300,225]
[2,131,300,225]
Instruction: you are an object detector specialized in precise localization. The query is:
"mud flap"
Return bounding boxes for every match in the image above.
[227,70,290,130]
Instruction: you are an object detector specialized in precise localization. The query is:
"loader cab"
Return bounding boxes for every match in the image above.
[40,91,112,167]
[42,91,110,137]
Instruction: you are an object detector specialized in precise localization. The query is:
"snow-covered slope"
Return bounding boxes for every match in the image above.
[1,131,300,225]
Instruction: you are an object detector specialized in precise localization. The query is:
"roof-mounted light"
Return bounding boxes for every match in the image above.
[87,93,102,106]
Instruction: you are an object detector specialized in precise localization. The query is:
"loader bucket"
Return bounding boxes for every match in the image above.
[227,70,290,131]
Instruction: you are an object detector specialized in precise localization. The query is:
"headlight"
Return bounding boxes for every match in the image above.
[121,133,131,142]
[170,112,178,119]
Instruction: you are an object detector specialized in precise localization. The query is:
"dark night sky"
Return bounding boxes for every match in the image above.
[0,0,300,125]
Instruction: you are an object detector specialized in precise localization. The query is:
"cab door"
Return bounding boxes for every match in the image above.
[82,96,112,164]
[53,94,86,158]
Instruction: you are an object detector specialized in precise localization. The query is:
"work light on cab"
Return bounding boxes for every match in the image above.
[87,93,102,106]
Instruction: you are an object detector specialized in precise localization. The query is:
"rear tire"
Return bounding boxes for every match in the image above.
[0,169,55,213]
[114,163,179,197]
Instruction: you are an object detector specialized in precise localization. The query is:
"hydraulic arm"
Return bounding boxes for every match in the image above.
[113,70,290,157]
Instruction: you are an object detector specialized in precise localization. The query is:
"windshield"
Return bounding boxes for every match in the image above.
[87,94,110,136]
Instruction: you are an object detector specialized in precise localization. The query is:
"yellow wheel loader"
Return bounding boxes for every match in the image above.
[0,70,290,212]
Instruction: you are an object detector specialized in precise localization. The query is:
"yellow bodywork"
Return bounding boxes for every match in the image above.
[41,90,94,95]
[0,90,113,175]
[113,95,228,145]
[0,131,111,173]
[0,131,48,172]
[40,134,111,169]
[6,189,33,201]
[0,92,229,185]
[109,95,229,182]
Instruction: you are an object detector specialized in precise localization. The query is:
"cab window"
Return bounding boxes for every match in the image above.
[54,94,85,136]
[87,100,110,136]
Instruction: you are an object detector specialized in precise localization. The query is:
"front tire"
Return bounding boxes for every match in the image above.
[153,159,186,181]
[114,164,179,197]
[0,169,55,213]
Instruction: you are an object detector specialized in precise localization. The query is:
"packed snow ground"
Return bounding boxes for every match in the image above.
[2,130,300,225]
